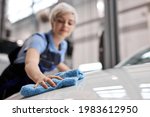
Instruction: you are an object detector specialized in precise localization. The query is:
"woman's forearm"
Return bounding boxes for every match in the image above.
[25,48,44,83]
[25,62,44,83]
[57,63,70,72]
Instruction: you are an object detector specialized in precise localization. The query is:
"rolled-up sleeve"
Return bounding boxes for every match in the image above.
[24,34,47,54]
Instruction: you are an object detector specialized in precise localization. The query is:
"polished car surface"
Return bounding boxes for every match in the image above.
[6,63,150,100]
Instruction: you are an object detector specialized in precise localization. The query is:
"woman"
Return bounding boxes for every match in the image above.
[0,2,78,99]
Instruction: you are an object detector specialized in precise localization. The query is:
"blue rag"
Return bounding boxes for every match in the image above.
[20,69,84,97]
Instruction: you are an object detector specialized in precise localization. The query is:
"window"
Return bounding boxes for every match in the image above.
[7,0,58,23]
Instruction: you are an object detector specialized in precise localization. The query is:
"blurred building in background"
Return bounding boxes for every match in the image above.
[118,0,150,60]
[1,0,150,69]
[0,0,8,39]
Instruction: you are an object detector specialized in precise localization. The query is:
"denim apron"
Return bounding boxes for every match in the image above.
[39,33,61,72]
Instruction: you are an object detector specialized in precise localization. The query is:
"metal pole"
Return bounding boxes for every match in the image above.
[0,0,6,39]
[103,0,119,69]
[31,0,39,32]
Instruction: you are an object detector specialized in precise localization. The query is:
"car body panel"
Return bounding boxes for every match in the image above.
[6,63,150,100]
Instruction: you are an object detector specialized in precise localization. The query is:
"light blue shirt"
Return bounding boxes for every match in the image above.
[15,31,68,71]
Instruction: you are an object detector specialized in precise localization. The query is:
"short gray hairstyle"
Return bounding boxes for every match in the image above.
[49,2,78,25]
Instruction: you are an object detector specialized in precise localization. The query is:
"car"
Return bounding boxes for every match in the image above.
[115,46,150,67]
[6,62,150,100]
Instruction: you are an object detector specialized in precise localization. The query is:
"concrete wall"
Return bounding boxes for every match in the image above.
[10,15,38,42]
[118,0,150,60]
[71,0,102,68]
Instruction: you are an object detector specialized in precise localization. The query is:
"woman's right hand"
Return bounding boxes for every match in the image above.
[34,75,63,89]
[25,48,63,89]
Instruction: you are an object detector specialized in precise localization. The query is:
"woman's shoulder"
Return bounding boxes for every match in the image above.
[32,32,46,39]
[30,32,47,44]
[23,32,47,51]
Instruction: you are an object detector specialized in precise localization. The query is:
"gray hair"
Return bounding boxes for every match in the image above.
[49,2,78,25]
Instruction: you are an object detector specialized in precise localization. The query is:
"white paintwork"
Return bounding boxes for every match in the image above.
[6,63,150,100]
[78,62,102,72]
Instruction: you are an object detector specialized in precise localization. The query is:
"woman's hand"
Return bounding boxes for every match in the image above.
[25,48,63,89]
[34,75,63,89]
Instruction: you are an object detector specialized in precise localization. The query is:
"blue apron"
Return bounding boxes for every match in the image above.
[39,33,61,72]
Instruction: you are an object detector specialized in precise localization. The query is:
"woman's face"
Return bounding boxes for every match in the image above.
[52,13,76,39]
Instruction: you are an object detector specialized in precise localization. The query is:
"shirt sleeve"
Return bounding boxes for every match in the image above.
[24,34,47,54]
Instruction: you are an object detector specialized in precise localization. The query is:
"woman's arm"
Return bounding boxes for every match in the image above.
[25,48,62,88]
[57,62,70,72]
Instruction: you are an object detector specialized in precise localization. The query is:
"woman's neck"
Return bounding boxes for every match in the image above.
[52,32,64,49]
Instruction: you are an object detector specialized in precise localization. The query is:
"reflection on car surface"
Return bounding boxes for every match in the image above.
[115,46,150,67]
[6,63,150,100]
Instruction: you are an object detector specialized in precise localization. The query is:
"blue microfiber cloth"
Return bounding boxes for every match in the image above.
[20,69,84,97]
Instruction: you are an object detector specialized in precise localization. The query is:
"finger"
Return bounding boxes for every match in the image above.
[48,75,63,80]
[34,82,39,88]
[47,79,56,87]
[40,81,48,89]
